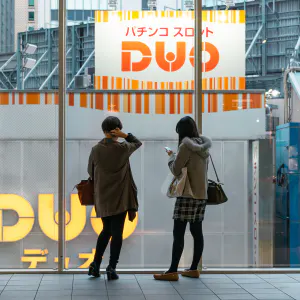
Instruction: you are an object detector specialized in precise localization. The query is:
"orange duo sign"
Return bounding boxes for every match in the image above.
[121,41,219,73]
[95,10,245,91]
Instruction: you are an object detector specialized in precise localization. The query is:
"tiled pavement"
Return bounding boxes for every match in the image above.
[1,273,300,300]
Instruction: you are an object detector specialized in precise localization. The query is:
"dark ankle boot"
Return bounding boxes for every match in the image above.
[106,265,119,280]
[88,261,100,278]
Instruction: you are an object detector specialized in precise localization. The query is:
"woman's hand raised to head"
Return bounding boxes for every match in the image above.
[110,128,128,139]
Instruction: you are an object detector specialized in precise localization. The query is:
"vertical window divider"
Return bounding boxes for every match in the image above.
[195,0,203,133]
[58,0,66,273]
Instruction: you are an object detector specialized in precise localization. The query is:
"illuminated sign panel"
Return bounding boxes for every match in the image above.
[0,194,137,243]
[0,194,138,268]
[95,10,246,90]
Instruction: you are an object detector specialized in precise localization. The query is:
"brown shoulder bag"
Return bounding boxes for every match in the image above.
[75,163,94,206]
[75,178,94,206]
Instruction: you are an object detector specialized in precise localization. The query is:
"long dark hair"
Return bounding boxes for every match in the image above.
[176,116,200,146]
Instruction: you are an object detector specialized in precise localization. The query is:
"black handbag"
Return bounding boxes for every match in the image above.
[207,155,228,205]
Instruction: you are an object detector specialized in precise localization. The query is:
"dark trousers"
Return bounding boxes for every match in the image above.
[94,212,127,269]
[169,220,204,273]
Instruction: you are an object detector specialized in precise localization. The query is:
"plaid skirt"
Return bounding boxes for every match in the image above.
[173,197,207,223]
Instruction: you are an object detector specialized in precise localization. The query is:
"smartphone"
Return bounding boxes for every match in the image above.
[164,147,172,152]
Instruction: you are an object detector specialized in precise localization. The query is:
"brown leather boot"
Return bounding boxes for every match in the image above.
[153,272,179,281]
[181,269,200,278]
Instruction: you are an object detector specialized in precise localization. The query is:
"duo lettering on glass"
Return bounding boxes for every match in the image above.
[21,248,95,269]
[0,194,138,268]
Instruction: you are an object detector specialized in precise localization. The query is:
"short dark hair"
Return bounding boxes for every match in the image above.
[102,116,123,132]
[176,116,199,146]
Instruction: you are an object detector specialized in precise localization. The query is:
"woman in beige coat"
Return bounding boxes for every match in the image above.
[155,116,212,281]
[87,116,142,280]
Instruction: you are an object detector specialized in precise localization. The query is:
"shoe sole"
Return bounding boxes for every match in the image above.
[181,272,200,279]
[153,274,179,281]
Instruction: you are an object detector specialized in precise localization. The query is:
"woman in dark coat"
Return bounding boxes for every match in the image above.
[87,116,142,280]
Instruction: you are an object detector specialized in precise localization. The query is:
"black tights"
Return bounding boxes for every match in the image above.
[94,212,127,269]
[168,220,204,273]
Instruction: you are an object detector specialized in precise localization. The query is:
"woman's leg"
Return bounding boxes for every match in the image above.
[189,221,204,270]
[109,212,127,269]
[168,219,188,273]
[94,216,112,267]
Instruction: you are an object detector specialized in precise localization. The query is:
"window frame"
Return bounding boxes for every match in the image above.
[28,11,35,22]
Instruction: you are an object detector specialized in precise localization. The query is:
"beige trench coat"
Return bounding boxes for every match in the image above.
[88,134,142,218]
[168,136,212,200]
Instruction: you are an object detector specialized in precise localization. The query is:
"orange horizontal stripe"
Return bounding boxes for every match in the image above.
[19,93,24,104]
[69,93,74,106]
[242,94,247,110]
[208,94,218,113]
[80,93,88,108]
[132,80,139,90]
[95,76,100,89]
[184,94,193,114]
[116,77,122,90]
[224,77,229,90]
[113,94,120,112]
[223,94,239,111]
[108,94,112,111]
[0,93,9,105]
[250,94,262,109]
[123,94,131,113]
[103,11,109,22]
[111,76,115,90]
[90,93,94,109]
[102,76,108,90]
[136,94,142,113]
[239,77,246,89]
[45,93,52,105]
[26,93,40,105]
[170,94,175,114]
[144,94,149,114]
[155,94,165,114]
[95,94,103,110]
[240,11,246,23]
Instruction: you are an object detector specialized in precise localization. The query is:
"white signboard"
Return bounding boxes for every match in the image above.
[95,10,246,91]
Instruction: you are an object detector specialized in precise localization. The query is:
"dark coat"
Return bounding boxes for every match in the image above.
[88,134,142,218]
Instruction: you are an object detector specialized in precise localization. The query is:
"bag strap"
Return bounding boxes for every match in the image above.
[73,163,94,192]
[210,155,220,183]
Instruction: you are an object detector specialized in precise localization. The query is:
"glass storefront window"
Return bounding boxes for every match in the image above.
[67,10,75,21]
[28,11,35,22]
[75,10,84,21]
[0,0,300,271]
[51,10,58,21]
